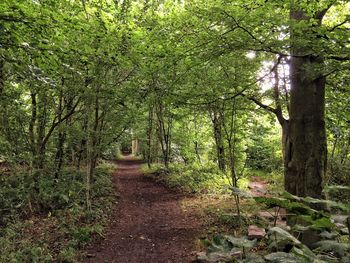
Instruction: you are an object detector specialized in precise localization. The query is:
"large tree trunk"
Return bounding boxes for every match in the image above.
[285,8,327,198]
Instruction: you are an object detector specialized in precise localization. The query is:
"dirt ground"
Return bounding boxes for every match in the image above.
[82,156,201,263]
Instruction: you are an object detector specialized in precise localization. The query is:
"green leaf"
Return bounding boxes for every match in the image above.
[313,240,350,258]
[225,235,257,249]
[290,246,316,262]
[319,231,340,240]
[268,227,301,246]
[264,252,300,263]
[311,217,335,231]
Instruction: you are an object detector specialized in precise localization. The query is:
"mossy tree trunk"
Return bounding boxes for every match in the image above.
[285,7,328,198]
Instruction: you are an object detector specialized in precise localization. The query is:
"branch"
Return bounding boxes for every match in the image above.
[40,97,81,149]
[112,126,128,143]
[326,55,350,61]
[0,15,29,23]
[328,19,350,32]
[242,94,276,113]
[173,54,285,107]
[221,10,278,55]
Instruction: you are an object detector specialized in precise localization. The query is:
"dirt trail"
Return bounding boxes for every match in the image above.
[83,156,200,263]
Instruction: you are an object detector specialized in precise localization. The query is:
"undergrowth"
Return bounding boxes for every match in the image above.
[0,162,116,262]
[245,169,284,193]
[143,162,350,263]
[142,162,250,194]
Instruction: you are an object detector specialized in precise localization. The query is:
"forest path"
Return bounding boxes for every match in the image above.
[83,156,200,263]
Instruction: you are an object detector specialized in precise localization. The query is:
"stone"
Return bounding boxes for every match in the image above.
[257,211,274,220]
[340,227,349,235]
[331,215,348,224]
[335,222,346,228]
[275,220,290,231]
[248,225,266,240]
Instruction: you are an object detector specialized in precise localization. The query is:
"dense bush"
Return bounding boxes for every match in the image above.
[245,121,282,173]
[143,163,249,194]
[0,162,116,262]
[326,157,350,202]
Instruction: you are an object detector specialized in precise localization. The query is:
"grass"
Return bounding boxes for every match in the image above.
[0,162,116,262]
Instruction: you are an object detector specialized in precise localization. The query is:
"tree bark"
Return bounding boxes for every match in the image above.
[147,105,154,168]
[285,8,327,198]
[34,92,48,168]
[209,106,226,172]
[0,59,4,95]
[29,91,37,163]
[55,86,65,178]
[156,101,172,168]
[194,141,202,164]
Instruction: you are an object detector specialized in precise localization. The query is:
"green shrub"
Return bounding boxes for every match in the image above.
[143,162,231,193]
[327,157,350,202]
[0,162,116,262]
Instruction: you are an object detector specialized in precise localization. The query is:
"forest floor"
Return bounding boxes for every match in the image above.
[82,156,202,263]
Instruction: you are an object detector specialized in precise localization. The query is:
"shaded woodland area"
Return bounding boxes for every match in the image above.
[0,0,349,262]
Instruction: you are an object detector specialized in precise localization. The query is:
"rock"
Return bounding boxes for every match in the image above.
[275,208,287,220]
[275,220,289,231]
[340,227,349,235]
[331,215,348,224]
[248,178,272,197]
[258,211,274,218]
[248,225,266,240]
[257,211,274,220]
[335,222,346,228]
[300,229,322,248]
[195,252,209,262]
[248,182,267,193]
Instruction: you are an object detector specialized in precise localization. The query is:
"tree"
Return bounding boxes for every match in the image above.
[284,3,329,198]
[185,0,350,198]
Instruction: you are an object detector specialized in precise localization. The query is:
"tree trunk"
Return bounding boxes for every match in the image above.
[77,117,88,170]
[55,87,65,178]
[194,141,202,164]
[156,101,172,168]
[29,91,37,167]
[36,92,48,169]
[147,105,154,168]
[210,107,226,172]
[0,59,4,94]
[340,135,350,164]
[285,8,327,198]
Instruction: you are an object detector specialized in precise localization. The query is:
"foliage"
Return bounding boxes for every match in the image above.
[198,234,256,262]
[200,223,350,263]
[0,163,115,262]
[198,189,350,263]
[245,117,282,172]
[1,0,350,261]
[143,163,232,194]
